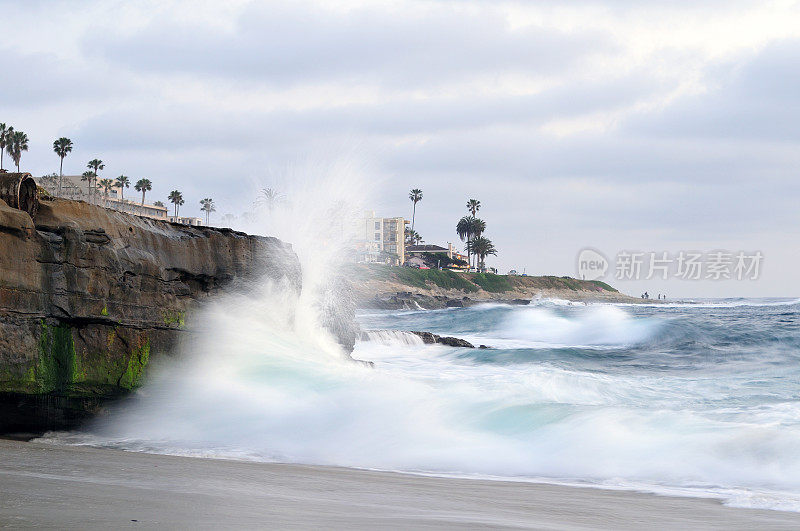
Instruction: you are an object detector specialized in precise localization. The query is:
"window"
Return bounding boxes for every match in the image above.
[374,222,381,230]
[374,233,381,241]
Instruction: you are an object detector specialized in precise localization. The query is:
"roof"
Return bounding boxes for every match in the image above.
[406,244,448,252]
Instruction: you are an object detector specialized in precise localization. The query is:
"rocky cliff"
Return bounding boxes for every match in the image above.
[0,176,301,432]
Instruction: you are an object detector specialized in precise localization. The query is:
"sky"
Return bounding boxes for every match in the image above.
[1,0,799,297]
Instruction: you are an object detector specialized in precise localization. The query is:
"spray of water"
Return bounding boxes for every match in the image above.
[39,165,800,512]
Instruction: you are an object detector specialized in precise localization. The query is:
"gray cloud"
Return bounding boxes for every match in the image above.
[83,2,613,86]
[0,47,133,107]
[3,0,799,296]
[625,39,800,141]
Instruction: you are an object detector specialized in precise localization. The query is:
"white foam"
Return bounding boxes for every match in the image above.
[361,330,425,346]
[485,305,659,349]
[35,164,800,513]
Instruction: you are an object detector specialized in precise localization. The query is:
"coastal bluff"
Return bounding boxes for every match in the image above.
[0,179,301,432]
[351,264,641,309]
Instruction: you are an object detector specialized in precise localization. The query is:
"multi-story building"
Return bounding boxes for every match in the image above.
[36,174,106,201]
[352,211,407,265]
[36,174,171,222]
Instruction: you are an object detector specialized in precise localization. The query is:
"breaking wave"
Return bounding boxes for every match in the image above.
[35,165,800,512]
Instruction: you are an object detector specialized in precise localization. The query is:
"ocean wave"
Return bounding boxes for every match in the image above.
[38,284,800,513]
[613,297,800,309]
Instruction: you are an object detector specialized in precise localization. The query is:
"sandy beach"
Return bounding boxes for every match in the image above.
[1,439,799,530]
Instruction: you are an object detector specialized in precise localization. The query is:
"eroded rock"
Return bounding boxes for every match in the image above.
[0,197,301,432]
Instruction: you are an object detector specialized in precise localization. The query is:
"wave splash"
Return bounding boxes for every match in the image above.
[494,305,658,348]
[36,165,800,512]
[39,292,800,512]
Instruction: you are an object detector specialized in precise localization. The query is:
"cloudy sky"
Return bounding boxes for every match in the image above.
[2,0,799,297]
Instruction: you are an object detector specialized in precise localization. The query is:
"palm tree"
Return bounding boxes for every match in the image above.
[53,137,73,196]
[0,124,12,171]
[472,218,486,238]
[114,175,130,209]
[257,188,283,211]
[98,178,114,207]
[7,131,29,172]
[457,215,476,267]
[470,236,497,273]
[408,188,423,233]
[405,228,423,245]
[134,178,152,206]
[87,159,104,204]
[81,171,96,201]
[200,198,216,225]
[153,200,165,208]
[456,216,488,269]
[467,199,481,216]
[168,190,183,217]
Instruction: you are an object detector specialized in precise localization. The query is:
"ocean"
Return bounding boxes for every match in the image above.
[42,295,800,512]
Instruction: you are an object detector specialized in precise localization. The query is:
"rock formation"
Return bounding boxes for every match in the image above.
[409,331,475,348]
[0,177,301,432]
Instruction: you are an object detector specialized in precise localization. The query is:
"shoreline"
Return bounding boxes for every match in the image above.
[349,265,658,309]
[2,439,799,529]
[356,288,662,310]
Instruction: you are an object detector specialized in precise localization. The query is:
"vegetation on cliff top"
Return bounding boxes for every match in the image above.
[354,264,618,293]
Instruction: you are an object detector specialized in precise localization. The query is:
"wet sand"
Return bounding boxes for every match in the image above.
[2,439,799,529]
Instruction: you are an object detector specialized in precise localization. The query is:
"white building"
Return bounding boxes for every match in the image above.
[169,216,203,226]
[351,211,407,265]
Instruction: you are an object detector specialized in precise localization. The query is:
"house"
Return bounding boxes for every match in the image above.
[405,243,469,269]
[108,197,168,220]
[169,216,203,226]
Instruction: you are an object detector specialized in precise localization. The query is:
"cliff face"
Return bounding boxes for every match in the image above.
[0,193,301,432]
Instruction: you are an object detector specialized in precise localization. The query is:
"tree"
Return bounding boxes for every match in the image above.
[472,218,486,238]
[456,216,476,267]
[200,198,216,225]
[256,188,284,212]
[87,159,104,204]
[7,131,29,172]
[134,178,152,206]
[81,171,96,202]
[467,199,481,216]
[98,178,114,207]
[470,236,497,273]
[168,190,184,217]
[408,188,423,233]
[115,175,130,209]
[405,228,423,245]
[0,124,12,171]
[53,137,73,196]
[456,216,488,269]
[153,200,165,208]
[39,173,59,191]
